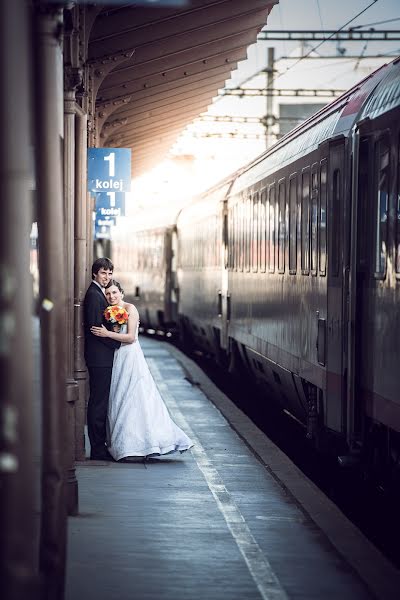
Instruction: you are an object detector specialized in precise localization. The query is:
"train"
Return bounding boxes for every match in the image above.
[112,57,400,485]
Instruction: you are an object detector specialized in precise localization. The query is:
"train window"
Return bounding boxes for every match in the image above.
[233,206,236,270]
[217,214,221,268]
[301,168,310,274]
[245,197,250,272]
[235,202,239,271]
[289,174,297,273]
[269,184,276,272]
[201,224,204,268]
[196,226,199,269]
[331,169,341,277]
[374,138,389,277]
[244,197,251,271]
[242,198,246,272]
[278,180,286,273]
[266,186,270,269]
[239,197,244,272]
[231,203,235,270]
[235,201,239,270]
[206,220,209,268]
[397,136,400,274]
[259,189,267,273]
[194,229,198,269]
[208,218,211,268]
[252,193,259,272]
[214,215,217,267]
[311,163,319,275]
[319,159,327,275]
[227,207,232,269]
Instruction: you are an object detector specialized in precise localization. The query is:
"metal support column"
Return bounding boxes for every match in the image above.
[74,104,89,461]
[265,47,275,149]
[64,81,80,515]
[0,1,40,598]
[34,6,68,599]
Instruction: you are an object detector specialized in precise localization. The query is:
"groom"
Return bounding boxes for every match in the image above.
[84,257,120,460]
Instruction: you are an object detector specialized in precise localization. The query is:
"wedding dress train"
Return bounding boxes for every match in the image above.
[106,325,193,461]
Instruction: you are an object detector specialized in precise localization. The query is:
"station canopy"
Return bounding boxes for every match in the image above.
[88,0,277,175]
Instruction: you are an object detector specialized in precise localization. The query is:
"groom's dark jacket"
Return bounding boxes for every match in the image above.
[83,281,120,368]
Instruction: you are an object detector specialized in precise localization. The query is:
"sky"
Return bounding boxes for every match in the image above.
[119,0,400,230]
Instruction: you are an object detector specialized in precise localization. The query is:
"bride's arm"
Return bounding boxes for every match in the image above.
[90,305,139,343]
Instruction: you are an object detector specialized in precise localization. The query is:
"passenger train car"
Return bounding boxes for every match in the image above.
[112,58,400,481]
[112,224,179,332]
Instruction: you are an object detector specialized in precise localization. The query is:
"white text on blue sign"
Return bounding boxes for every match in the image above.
[98,207,121,217]
[95,178,125,190]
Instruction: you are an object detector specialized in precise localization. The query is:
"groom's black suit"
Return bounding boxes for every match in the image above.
[84,281,120,459]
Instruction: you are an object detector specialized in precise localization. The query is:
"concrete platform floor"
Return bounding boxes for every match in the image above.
[66,337,400,600]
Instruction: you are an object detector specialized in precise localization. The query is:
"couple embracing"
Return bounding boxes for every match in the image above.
[84,257,193,462]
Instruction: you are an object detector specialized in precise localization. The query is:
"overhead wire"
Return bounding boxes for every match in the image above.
[350,17,400,29]
[270,0,380,85]
[278,3,288,58]
[316,0,326,38]
[216,0,381,100]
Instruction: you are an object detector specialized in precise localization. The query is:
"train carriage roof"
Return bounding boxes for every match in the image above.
[177,176,234,225]
[360,58,400,121]
[228,59,397,197]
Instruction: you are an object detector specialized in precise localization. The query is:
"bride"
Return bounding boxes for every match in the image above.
[90,279,193,461]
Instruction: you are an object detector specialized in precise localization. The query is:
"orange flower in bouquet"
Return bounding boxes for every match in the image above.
[104,305,129,325]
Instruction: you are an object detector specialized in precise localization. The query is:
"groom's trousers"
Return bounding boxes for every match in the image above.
[87,366,113,458]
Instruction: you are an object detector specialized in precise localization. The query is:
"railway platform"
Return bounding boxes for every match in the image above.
[65,336,400,600]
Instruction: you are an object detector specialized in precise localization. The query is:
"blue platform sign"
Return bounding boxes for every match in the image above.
[88,148,131,194]
[94,215,116,240]
[95,192,126,218]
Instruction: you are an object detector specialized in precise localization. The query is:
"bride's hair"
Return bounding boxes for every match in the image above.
[106,279,124,295]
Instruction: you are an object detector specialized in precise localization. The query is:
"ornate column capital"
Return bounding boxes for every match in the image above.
[64,65,84,93]
[87,50,134,146]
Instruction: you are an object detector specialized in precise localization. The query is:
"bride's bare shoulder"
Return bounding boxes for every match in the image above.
[125,302,139,316]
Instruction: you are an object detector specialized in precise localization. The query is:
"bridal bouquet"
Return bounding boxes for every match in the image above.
[104,305,129,325]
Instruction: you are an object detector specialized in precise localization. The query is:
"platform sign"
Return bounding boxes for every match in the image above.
[95,192,126,218]
[88,148,131,194]
[94,215,116,240]
[95,225,111,240]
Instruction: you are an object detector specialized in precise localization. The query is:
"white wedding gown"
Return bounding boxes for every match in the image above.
[106,324,193,461]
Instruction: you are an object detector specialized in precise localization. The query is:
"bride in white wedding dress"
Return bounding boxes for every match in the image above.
[90,280,193,461]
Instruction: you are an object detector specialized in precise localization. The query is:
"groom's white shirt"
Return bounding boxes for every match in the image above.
[93,280,105,295]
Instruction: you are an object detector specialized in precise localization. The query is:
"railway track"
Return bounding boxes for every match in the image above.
[184,345,400,571]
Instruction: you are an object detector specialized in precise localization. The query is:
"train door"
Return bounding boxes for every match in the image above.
[349,130,392,447]
[346,131,367,452]
[220,200,230,350]
[326,139,347,435]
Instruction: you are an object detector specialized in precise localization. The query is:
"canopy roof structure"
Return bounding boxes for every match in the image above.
[87,0,277,175]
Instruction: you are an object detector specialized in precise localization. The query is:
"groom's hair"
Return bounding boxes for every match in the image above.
[106,279,124,295]
[91,257,114,279]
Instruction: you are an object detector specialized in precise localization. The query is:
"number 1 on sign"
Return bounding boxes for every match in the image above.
[104,152,115,177]
[106,192,116,207]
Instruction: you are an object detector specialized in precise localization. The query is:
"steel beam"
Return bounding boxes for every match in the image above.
[257,29,400,41]
[219,88,345,97]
